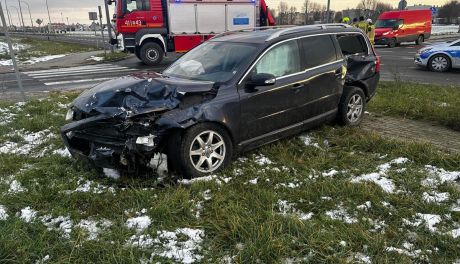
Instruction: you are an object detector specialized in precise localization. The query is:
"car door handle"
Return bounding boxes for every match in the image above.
[290,83,305,91]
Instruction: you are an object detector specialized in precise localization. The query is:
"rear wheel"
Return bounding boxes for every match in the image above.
[428,54,451,72]
[338,86,366,126]
[139,42,164,66]
[388,38,397,48]
[174,123,233,179]
[415,35,424,45]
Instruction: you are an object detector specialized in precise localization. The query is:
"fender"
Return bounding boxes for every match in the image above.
[135,28,168,52]
[427,51,455,63]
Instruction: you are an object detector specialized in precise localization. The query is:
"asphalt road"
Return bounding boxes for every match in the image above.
[0,37,459,98]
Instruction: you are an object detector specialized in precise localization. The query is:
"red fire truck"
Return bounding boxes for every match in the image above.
[108,0,275,65]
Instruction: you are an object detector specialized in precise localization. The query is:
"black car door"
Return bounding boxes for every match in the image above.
[294,35,346,120]
[238,39,304,141]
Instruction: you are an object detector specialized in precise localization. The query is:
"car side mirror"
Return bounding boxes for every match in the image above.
[246,73,276,88]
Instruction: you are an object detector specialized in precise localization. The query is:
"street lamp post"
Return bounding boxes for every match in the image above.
[4,0,12,27]
[17,0,25,31]
[19,1,32,29]
[326,0,331,23]
[45,0,52,33]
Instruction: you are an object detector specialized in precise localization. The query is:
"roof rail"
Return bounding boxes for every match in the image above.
[265,23,352,42]
[210,25,295,40]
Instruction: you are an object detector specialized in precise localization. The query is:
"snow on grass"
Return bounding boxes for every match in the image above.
[422,165,460,187]
[76,219,112,240]
[126,234,155,248]
[0,55,66,66]
[299,134,321,149]
[87,55,104,62]
[422,191,450,203]
[277,200,314,221]
[0,129,55,156]
[0,41,26,53]
[8,179,27,194]
[40,215,73,239]
[34,255,50,264]
[17,207,38,223]
[151,228,205,264]
[0,205,8,220]
[254,154,273,166]
[325,203,358,224]
[403,213,442,233]
[350,158,410,193]
[357,201,372,211]
[347,252,371,264]
[52,148,71,158]
[451,199,460,212]
[178,175,219,185]
[103,168,120,180]
[126,215,152,233]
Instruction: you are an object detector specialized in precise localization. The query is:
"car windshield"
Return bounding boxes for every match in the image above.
[163,41,257,83]
[375,19,399,28]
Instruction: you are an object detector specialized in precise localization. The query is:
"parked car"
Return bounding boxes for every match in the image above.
[374,10,432,48]
[415,39,460,72]
[61,24,380,178]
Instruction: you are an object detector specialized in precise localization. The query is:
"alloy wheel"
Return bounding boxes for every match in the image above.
[189,130,226,173]
[431,56,448,71]
[347,94,363,123]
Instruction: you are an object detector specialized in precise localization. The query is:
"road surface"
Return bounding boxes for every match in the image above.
[0,37,459,99]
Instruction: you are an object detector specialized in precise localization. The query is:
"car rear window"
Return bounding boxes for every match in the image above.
[300,35,337,69]
[336,34,369,56]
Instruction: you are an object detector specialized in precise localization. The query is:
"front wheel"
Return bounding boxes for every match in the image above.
[175,123,233,179]
[338,87,366,126]
[428,54,451,72]
[388,38,397,48]
[139,42,164,66]
[415,35,424,45]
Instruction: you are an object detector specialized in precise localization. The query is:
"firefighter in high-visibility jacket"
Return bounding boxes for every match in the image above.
[356,16,369,33]
[367,19,376,45]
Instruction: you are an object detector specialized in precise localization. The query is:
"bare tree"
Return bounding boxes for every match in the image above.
[302,0,310,24]
[277,1,289,25]
[289,6,297,24]
[438,1,460,24]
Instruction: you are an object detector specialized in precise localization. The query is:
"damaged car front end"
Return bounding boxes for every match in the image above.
[61,73,218,177]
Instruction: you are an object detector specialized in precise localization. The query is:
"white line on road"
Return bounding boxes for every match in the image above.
[22,64,125,74]
[27,67,135,78]
[44,77,113,86]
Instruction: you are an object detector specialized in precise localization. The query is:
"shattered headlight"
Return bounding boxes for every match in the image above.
[136,135,156,147]
[65,109,74,121]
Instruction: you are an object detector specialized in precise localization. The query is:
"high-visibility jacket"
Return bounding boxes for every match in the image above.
[367,25,376,45]
[357,21,369,33]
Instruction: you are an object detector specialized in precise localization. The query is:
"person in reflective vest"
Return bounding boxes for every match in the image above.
[342,17,350,24]
[356,16,369,33]
[351,18,358,27]
[367,19,375,45]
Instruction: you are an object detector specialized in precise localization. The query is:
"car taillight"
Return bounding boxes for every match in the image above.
[375,56,381,73]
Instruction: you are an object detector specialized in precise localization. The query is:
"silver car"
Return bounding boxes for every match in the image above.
[415,39,460,72]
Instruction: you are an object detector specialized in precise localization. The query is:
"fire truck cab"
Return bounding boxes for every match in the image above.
[109,0,275,65]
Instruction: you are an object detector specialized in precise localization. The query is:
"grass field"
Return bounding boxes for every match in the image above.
[1,92,460,263]
[0,37,98,62]
[368,81,460,131]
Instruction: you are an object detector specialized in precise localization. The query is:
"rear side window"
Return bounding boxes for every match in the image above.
[336,34,369,56]
[254,40,301,78]
[299,35,337,69]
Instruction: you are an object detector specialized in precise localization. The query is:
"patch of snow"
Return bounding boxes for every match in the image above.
[403,213,442,233]
[450,228,460,239]
[76,219,112,240]
[0,205,8,220]
[339,241,347,247]
[34,255,50,264]
[277,200,314,221]
[64,179,115,194]
[248,178,258,185]
[348,252,371,264]
[147,228,205,264]
[385,246,421,258]
[52,148,71,157]
[0,41,26,53]
[451,199,460,212]
[0,129,55,156]
[299,135,321,149]
[18,207,37,223]
[126,215,151,233]
[40,215,73,239]
[321,196,332,201]
[87,55,104,62]
[422,165,460,187]
[325,203,358,224]
[357,201,372,211]
[126,234,155,248]
[103,168,120,180]
[322,169,340,177]
[351,172,395,193]
[178,175,219,185]
[0,54,66,66]
[8,179,27,194]
[254,154,273,166]
[422,192,450,203]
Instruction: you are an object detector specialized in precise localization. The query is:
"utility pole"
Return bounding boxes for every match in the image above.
[326,0,331,23]
[0,2,26,101]
[104,0,114,53]
[4,0,11,27]
[98,6,107,56]
[17,0,25,31]
[45,0,52,33]
[19,1,32,29]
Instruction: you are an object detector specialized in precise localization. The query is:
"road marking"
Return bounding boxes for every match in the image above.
[23,64,137,87]
[44,78,113,86]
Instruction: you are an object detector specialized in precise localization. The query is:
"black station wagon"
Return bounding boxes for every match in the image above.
[62,24,380,178]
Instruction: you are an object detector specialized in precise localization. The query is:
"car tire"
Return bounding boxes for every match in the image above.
[175,123,233,179]
[140,42,164,66]
[428,54,451,72]
[388,38,397,48]
[415,35,424,45]
[338,86,366,126]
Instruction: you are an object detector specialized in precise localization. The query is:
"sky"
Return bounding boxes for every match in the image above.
[3,0,448,26]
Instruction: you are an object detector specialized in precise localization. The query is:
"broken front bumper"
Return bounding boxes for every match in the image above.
[61,114,161,173]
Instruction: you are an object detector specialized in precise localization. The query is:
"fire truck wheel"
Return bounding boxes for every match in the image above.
[140,42,164,66]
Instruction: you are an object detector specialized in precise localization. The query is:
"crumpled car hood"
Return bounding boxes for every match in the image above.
[71,72,215,118]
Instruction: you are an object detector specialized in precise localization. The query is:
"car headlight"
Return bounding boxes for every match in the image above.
[65,109,74,121]
[136,135,156,147]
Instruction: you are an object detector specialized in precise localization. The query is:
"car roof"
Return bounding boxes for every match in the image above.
[210,25,364,44]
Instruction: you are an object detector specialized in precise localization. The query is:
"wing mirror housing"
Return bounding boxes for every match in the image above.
[246,73,276,88]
